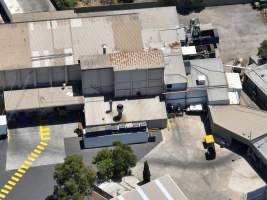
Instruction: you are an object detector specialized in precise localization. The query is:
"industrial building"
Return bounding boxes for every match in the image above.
[209,105,267,173]
[111,175,189,200]
[243,64,267,110]
[93,175,189,200]
[0,6,241,137]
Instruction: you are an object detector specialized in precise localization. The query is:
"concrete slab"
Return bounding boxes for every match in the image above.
[6,126,65,170]
[132,115,265,200]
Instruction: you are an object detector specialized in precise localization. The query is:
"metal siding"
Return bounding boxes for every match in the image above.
[52,66,65,83]
[115,71,131,82]
[132,88,147,96]
[36,68,50,86]
[68,65,81,82]
[148,69,163,79]
[148,79,162,87]
[132,70,147,81]
[115,89,131,97]
[21,69,35,87]
[133,81,147,89]
[0,72,5,90]
[146,87,163,95]
[83,132,148,149]
[5,70,20,89]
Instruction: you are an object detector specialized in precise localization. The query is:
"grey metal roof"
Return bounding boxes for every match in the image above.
[209,105,267,142]
[245,64,267,96]
[0,6,181,71]
[111,175,189,200]
[187,58,227,88]
[207,88,229,104]
[4,86,84,112]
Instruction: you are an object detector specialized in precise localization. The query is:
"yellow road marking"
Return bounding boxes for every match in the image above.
[34,149,42,154]
[8,181,16,186]
[37,145,45,150]
[4,185,12,190]
[40,141,48,146]
[27,156,35,161]
[41,136,51,141]
[31,153,39,158]
[11,177,19,182]
[24,161,32,165]
[18,169,26,174]
[14,173,23,178]
[41,130,50,134]
[1,189,9,194]
[21,165,29,170]
[40,127,49,131]
[0,193,6,198]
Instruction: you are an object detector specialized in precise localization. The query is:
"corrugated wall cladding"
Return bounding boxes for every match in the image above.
[0,65,81,90]
[114,68,164,97]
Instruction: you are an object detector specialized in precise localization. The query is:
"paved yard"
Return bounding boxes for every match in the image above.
[132,115,265,200]
[179,4,267,63]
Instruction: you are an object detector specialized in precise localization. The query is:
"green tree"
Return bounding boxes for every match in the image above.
[93,141,137,181]
[51,155,96,200]
[143,161,151,184]
[55,0,78,9]
[258,40,267,61]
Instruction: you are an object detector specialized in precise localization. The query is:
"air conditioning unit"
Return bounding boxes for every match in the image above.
[197,75,206,85]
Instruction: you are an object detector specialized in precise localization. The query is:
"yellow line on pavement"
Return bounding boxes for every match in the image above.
[1,189,9,195]
[0,193,6,198]
[7,181,16,186]
[18,169,26,174]
[11,177,19,182]
[21,165,29,170]
[30,153,39,158]
[24,161,32,165]
[0,125,51,199]
[4,185,12,191]
[40,141,48,146]
[41,136,51,141]
[27,156,35,162]
[14,173,23,178]
[37,145,45,150]
[34,149,42,154]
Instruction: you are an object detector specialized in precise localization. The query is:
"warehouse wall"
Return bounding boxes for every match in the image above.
[166,89,207,108]
[114,68,164,97]
[82,68,114,96]
[243,75,267,110]
[0,65,81,91]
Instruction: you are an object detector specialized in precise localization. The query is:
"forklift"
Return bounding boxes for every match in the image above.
[203,134,216,160]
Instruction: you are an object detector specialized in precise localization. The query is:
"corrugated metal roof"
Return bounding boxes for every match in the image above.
[4,86,84,112]
[111,175,189,200]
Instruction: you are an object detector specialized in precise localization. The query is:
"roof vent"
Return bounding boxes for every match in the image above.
[102,44,107,55]
[197,75,206,85]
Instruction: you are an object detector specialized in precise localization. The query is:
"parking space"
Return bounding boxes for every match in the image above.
[179,4,267,63]
[132,115,265,200]
[6,126,65,171]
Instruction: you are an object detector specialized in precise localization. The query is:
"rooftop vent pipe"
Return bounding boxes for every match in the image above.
[106,100,113,113]
[102,44,107,55]
[113,104,123,122]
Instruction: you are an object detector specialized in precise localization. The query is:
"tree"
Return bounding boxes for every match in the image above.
[93,141,137,181]
[55,0,78,9]
[258,40,267,61]
[51,155,96,200]
[143,161,151,184]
